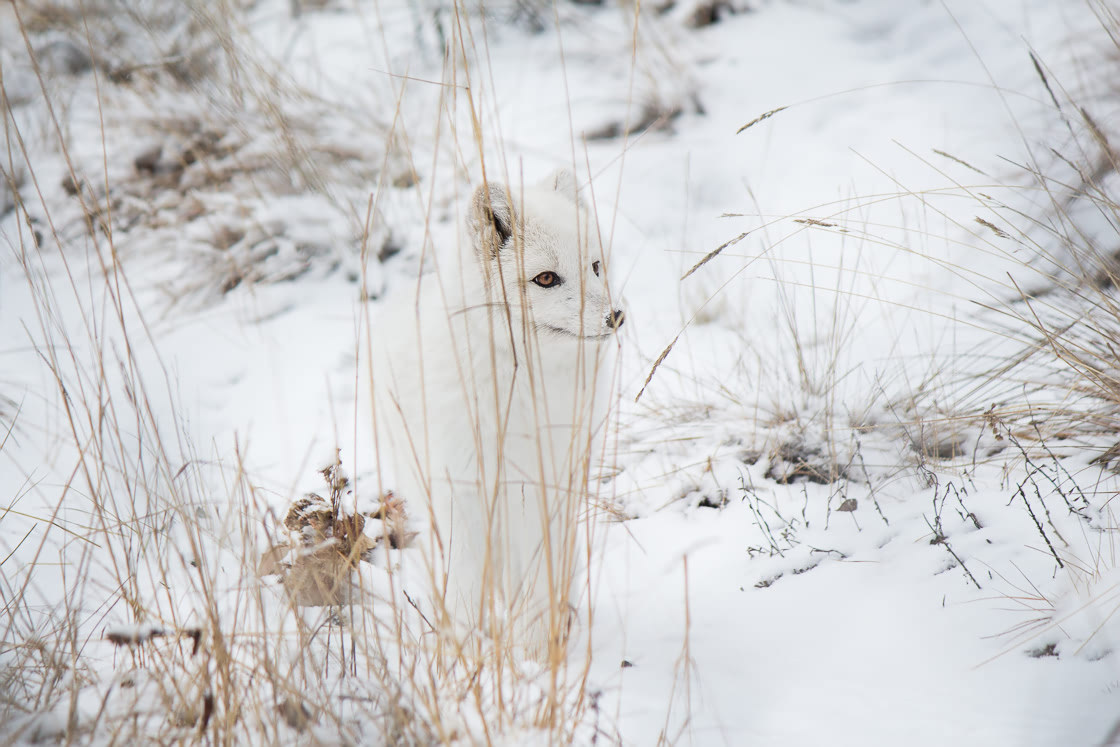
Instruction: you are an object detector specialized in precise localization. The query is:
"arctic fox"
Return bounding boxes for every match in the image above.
[371,169,625,656]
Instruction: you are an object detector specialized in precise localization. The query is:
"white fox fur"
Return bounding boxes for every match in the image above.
[371,169,624,656]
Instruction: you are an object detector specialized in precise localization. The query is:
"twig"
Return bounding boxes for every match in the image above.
[1014,480,1064,569]
[924,516,982,589]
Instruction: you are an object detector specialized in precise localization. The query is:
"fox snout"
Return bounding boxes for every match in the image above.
[606,309,625,330]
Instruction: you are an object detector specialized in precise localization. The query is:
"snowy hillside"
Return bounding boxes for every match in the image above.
[3,0,1120,744]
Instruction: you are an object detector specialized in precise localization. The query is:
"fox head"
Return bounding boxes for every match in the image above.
[468,169,625,343]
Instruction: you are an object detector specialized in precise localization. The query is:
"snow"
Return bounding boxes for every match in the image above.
[3,0,1120,744]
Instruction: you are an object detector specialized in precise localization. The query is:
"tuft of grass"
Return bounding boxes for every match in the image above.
[2,0,637,742]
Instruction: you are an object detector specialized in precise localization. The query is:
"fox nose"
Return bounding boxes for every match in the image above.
[606,309,625,330]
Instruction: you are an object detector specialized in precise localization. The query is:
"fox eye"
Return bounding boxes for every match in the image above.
[532,271,560,288]
[592,261,600,277]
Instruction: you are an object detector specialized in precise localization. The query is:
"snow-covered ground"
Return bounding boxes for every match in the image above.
[3,0,1120,744]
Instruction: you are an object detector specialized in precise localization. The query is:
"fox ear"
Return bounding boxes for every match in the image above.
[471,182,514,258]
[545,168,581,205]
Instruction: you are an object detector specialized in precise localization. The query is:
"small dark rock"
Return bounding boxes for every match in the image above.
[1027,642,1058,659]
[134,144,163,173]
[697,492,728,509]
[61,174,82,196]
[392,169,418,189]
[0,170,16,217]
[35,38,93,76]
[738,449,761,465]
[684,0,735,28]
[378,238,402,263]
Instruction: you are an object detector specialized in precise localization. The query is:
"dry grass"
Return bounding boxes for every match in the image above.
[1,0,628,743]
[7,0,1120,743]
[4,0,404,308]
[619,13,1120,654]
